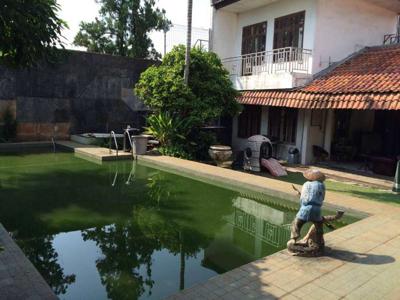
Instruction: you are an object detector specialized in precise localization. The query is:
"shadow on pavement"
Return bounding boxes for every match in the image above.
[326,248,395,265]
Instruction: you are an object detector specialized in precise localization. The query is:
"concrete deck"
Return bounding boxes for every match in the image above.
[0,224,57,300]
[137,155,400,300]
[56,140,133,161]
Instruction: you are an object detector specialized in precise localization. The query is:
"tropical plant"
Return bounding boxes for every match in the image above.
[74,0,170,59]
[136,46,241,159]
[144,112,195,158]
[0,0,66,67]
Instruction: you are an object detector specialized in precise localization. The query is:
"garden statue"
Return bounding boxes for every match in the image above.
[287,210,344,256]
[287,169,343,256]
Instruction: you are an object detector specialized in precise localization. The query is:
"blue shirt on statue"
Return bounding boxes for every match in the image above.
[296,181,325,222]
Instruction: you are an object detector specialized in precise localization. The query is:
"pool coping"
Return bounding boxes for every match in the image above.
[138,156,370,218]
[136,155,400,300]
[0,224,57,299]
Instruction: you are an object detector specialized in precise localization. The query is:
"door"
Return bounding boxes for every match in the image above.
[241,22,267,75]
[273,11,305,63]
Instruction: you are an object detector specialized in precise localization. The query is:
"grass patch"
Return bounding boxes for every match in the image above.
[273,172,400,205]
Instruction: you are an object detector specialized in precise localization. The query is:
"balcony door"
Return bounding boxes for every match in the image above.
[241,22,267,55]
[273,11,305,50]
[241,22,267,75]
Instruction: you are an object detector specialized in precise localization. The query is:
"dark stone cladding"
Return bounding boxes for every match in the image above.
[0,50,158,139]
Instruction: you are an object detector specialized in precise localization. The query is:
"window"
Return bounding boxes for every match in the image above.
[273,11,305,50]
[241,22,267,55]
[238,105,261,138]
[268,107,298,143]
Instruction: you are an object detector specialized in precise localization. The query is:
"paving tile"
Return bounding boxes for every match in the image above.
[0,224,57,300]
[137,156,400,300]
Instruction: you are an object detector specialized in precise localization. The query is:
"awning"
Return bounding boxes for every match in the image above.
[239,90,400,110]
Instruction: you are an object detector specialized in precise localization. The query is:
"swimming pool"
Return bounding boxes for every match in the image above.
[0,150,357,299]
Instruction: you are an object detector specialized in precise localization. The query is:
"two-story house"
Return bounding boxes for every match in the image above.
[210,0,400,176]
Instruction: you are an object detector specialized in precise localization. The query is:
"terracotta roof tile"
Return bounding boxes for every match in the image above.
[303,46,400,94]
[239,45,400,110]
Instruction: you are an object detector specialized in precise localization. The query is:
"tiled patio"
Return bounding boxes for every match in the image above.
[138,155,400,300]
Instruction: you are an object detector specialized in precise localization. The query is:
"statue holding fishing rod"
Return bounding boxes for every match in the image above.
[287,169,344,256]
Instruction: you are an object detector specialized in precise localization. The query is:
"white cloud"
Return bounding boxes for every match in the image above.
[57,0,212,54]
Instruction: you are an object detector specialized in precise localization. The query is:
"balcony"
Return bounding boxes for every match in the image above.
[384,34,400,45]
[222,47,313,90]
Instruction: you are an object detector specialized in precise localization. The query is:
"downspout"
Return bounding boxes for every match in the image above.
[322,110,327,148]
[300,110,306,165]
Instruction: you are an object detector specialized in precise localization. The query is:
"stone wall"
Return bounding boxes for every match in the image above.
[0,50,156,141]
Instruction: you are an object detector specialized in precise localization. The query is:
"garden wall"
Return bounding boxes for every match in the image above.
[0,50,155,141]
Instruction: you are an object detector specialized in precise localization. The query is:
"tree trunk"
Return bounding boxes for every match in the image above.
[183,0,193,85]
[179,231,185,290]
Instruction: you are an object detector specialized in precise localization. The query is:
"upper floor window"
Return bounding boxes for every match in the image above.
[273,11,305,49]
[241,22,267,55]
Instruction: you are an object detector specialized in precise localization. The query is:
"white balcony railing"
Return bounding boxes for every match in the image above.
[384,34,400,45]
[222,47,312,77]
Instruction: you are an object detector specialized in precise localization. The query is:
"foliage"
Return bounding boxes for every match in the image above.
[73,0,170,59]
[135,46,241,158]
[158,145,193,160]
[144,112,192,147]
[190,131,217,161]
[0,107,17,142]
[0,0,66,67]
[136,46,241,125]
[144,112,194,159]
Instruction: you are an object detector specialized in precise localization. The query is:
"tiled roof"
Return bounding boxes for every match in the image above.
[239,45,400,110]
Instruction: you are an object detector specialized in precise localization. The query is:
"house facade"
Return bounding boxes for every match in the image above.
[210,0,400,175]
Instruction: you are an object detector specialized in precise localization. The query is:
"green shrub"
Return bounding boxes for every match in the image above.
[136,46,241,159]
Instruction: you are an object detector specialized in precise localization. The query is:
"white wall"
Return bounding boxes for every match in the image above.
[211,9,238,59]
[230,72,313,90]
[212,0,318,59]
[213,0,398,75]
[313,0,398,72]
[236,0,317,55]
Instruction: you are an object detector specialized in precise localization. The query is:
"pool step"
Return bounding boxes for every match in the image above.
[56,140,133,161]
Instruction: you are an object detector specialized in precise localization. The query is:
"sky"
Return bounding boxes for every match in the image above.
[57,0,212,54]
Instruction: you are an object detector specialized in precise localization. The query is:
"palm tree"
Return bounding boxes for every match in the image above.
[183,0,193,85]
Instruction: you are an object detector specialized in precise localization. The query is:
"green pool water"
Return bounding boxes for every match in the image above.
[0,151,358,299]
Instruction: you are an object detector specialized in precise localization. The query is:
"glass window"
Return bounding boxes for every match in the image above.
[273,11,305,50]
[241,22,267,55]
[238,105,261,138]
[268,107,298,144]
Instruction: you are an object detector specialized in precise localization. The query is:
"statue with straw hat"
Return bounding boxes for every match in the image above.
[288,169,326,256]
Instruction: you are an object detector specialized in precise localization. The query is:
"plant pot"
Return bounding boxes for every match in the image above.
[132,135,149,155]
[209,145,233,168]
